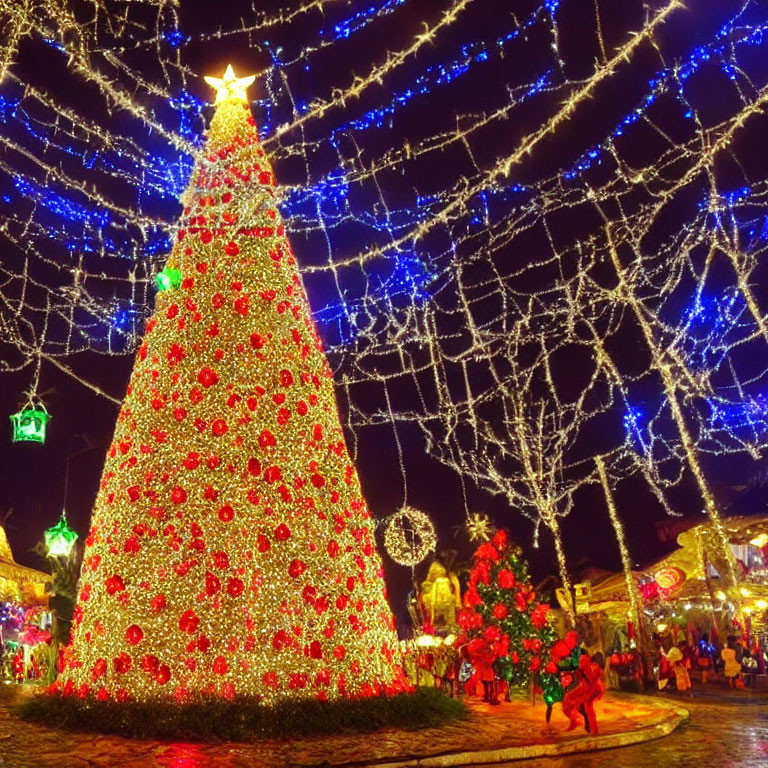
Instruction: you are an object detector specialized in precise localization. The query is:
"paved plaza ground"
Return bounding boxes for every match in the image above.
[0,685,689,768]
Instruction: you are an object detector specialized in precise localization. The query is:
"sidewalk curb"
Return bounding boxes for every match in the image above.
[336,700,689,768]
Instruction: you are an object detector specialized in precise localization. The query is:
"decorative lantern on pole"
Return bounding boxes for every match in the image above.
[10,400,51,443]
[44,513,78,559]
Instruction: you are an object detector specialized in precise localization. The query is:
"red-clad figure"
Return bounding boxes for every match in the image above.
[467,637,499,704]
[562,654,605,734]
[12,649,24,683]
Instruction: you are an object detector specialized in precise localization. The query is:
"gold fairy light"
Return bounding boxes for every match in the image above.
[383,507,437,567]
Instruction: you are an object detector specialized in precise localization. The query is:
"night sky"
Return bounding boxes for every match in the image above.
[1,0,767,627]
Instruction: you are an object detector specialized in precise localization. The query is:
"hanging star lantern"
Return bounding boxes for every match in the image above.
[44,513,78,558]
[204,64,256,103]
[466,512,493,542]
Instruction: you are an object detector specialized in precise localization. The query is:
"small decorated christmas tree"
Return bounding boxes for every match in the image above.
[56,66,406,704]
[458,530,573,697]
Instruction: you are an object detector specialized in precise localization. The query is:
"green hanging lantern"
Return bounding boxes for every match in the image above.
[44,513,78,558]
[10,402,51,443]
[155,266,182,291]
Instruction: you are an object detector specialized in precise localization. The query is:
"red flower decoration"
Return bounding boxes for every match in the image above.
[126,624,144,645]
[225,241,239,256]
[114,653,132,674]
[457,608,483,631]
[250,333,267,349]
[288,559,306,578]
[197,367,219,387]
[212,419,228,436]
[179,610,200,634]
[492,603,508,620]
[551,640,571,662]
[474,542,500,562]
[272,630,289,650]
[247,457,261,476]
[309,640,323,659]
[531,604,549,629]
[205,572,221,595]
[155,664,171,684]
[218,504,235,522]
[264,466,282,483]
[91,658,107,681]
[171,486,187,504]
[227,577,244,597]
[234,296,249,316]
[470,561,491,585]
[141,654,159,673]
[212,656,228,675]
[105,574,125,595]
[492,529,508,551]
[497,569,516,589]
[274,523,291,541]
[150,594,167,613]
[259,429,276,448]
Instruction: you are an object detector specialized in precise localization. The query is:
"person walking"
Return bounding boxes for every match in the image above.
[696,634,714,684]
[721,636,742,688]
[667,642,693,697]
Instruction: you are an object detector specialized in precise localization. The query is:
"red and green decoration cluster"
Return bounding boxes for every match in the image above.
[458,530,577,698]
[53,67,407,705]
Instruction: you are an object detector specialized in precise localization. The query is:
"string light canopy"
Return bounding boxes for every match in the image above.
[2,1,768,593]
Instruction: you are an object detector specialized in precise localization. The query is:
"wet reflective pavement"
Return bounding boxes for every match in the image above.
[506,691,768,768]
[0,685,760,768]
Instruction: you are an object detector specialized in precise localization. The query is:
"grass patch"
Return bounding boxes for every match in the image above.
[17,687,466,741]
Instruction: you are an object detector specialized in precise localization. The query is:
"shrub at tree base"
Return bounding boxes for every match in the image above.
[17,687,465,741]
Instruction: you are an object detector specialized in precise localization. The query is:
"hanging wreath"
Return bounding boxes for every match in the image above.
[384,506,437,566]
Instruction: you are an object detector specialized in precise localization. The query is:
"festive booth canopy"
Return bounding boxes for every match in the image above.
[581,515,768,618]
[0,525,49,607]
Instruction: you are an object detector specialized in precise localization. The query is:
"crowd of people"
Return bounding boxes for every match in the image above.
[657,632,763,694]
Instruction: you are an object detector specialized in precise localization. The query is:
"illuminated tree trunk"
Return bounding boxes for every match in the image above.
[595,454,652,683]
[604,226,738,590]
[59,70,404,704]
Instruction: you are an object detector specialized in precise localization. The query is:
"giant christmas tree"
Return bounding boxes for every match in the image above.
[59,66,406,704]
